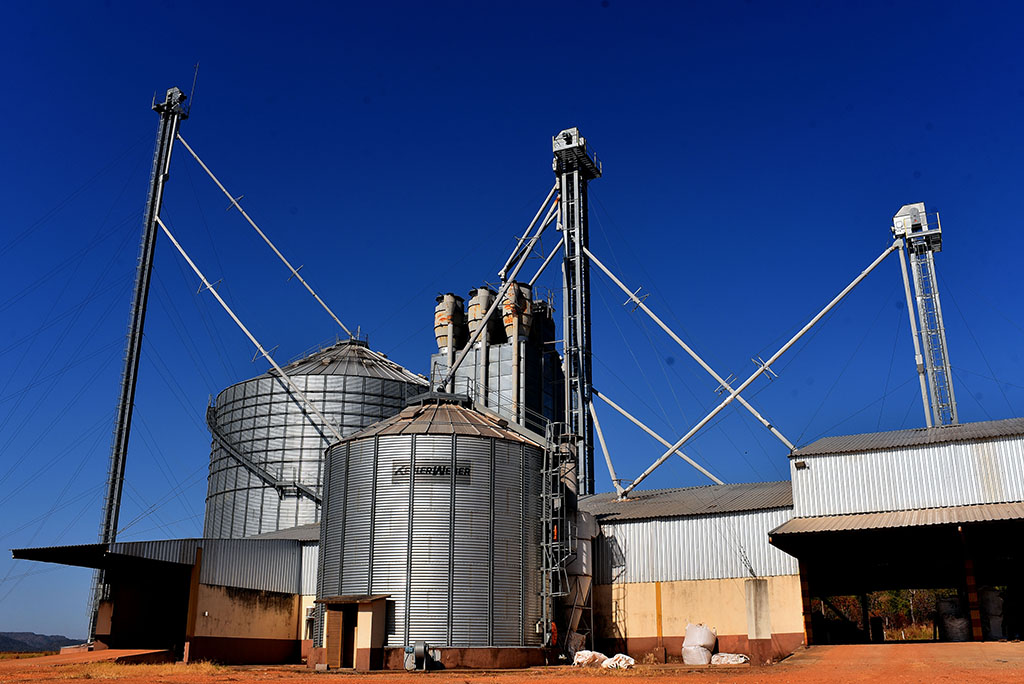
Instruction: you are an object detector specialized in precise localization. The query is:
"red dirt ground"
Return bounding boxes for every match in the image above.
[1,643,1022,683]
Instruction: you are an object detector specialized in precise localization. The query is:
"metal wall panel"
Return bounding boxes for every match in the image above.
[593,508,798,585]
[200,539,301,594]
[301,542,319,596]
[791,435,1024,518]
[110,539,200,565]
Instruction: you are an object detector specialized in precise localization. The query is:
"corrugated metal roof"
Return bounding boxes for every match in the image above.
[248,523,321,541]
[269,339,428,385]
[336,396,539,445]
[794,416,1024,457]
[580,480,792,523]
[770,500,1024,535]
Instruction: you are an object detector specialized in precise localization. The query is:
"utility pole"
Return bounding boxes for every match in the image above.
[88,87,187,641]
[553,128,601,495]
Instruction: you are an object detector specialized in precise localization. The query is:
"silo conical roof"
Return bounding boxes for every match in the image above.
[338,394,539,444]
[267,338,427,385]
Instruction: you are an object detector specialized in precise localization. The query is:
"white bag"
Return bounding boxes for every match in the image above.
[711,652,750,665]
[601,653,636,669]
[572,650,608,667]
[683,622,717,650]
[682,645,712,665]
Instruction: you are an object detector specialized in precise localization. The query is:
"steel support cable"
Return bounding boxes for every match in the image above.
[0,132,149,259]
[806,376,915,445]
[0,412,112,508]
[584,246,796,451]
[795,287,893,445]
[0,211,140,455]
[588,197,701,429]
[0,214,138,315]
[951,369,994,421]
[0,211,136,413]
[142,320,218,432]
[135,414,201,519]
[122,481,176,537]
[116,463,210,537]
[177,165,244,379]
[0,341,122,407]
[941,275,1015,415]
[592,277,677,432]
[0,483,104,542]
[0,421,107,590]
[0,338,123,489]
[175,134,354,338]
[151,272,219,392]
[592,389,724,485]
[0,148,145,405]
[0,278,130,360]
[435,196,559,391]
[154,215,346,445]
[590,352,725,482]
[957,367,1024,393]
[877,309,906,430]
[622,241,901,496]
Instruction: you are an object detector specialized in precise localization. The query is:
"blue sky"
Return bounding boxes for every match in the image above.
[3,1,1024,638]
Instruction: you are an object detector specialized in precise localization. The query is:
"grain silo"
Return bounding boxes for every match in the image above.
[316,393,544,668]
[204,339,428,539]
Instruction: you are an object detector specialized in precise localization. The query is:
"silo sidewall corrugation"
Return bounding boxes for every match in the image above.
[321,433,543,648]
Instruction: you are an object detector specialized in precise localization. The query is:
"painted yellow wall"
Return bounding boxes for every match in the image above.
[595,574,802,640]
[193,584,300,639]
[299,595,316,640]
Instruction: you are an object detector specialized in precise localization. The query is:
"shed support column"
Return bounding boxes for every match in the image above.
[859,594,870,643]
[965,558,983,641]
[799,561,814,647]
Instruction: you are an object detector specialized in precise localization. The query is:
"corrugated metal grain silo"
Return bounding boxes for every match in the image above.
[317,394,544,648]
[203,339,428,539]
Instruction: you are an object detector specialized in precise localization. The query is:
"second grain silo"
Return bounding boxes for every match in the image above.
[204,338,428,539]
[316,393,545,669]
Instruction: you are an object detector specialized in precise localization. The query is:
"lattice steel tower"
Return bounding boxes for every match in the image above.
[892,202,958,426]
[553,128,601,494]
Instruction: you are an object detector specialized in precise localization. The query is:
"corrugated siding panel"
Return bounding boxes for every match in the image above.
[301,542,319,595]
[792,435,1024,517]
[372,435,412,647]
[451,438,492,646]
[408,435,452,644]
[593,508,797,584]
[492,440,524,646]
[341,440,374,595]
[110,540,200,565]
[200,539,301,594]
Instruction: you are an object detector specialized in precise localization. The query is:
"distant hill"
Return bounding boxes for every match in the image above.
[0,632,84,652]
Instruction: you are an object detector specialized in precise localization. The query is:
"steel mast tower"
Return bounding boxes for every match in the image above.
[892,202,958,426]
[553,128,601,495]
[88,87,188,640]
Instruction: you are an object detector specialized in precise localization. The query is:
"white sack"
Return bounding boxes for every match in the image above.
[683,622,718,650]
[601,653,636,669]
[572,650,608,667]
[682,645,712,665]
[711,653,750,665]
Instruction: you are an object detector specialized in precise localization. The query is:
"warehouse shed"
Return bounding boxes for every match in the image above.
[582,481,803,664]
[771,416,1024,645]
[13,525,320,664]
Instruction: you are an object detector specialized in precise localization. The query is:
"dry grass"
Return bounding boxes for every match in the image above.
[53,660,223,680]
[0,651,57,660]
